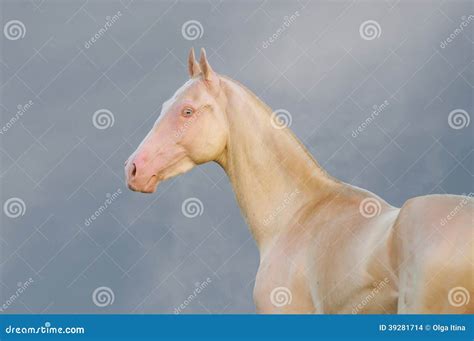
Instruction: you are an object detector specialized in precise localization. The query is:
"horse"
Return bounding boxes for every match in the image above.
[125,48,473,314]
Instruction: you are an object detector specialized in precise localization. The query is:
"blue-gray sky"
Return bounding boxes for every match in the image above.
[0,0,472,313]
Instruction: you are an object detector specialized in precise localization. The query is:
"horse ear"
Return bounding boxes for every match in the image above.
[188,48,201,78]
[199,48,217,82]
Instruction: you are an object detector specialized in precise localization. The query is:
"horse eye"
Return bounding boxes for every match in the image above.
[182,108,193,117]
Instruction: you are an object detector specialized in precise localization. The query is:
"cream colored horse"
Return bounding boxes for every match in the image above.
[125,48,473,314]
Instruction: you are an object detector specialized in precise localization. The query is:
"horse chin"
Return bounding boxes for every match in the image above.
[145,176,160,193]
[131,175,160,194]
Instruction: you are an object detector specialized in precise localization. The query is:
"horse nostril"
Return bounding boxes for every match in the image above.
[131,163,137,177]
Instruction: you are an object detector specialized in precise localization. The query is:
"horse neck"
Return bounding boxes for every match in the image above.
[216,78,340,250]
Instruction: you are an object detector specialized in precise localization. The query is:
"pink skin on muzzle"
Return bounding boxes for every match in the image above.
[125,104,193,193]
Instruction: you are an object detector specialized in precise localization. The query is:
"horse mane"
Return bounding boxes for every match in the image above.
[220,75,331,178]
